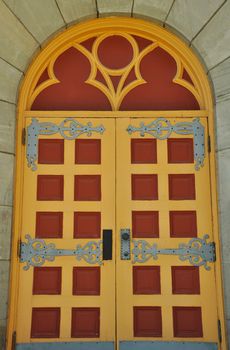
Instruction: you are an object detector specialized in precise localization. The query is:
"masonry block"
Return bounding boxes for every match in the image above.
[0,261,10,321]
[0,206,12,260]
[0,153,14,206]
[0,60,22,104]
[56,0,97,24]
[5,0,65,44]
[193,1,230,69]
[133,0,173,22]
[222,262,230,318]
[217,149,230,265]
[209,59,230,103]
[97,0,133,16]
[215,100,230,152]
[0,1,39,71]
[0,101,16,154]
[166,0,224,41]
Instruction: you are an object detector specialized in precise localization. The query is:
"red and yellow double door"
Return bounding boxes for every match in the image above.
[15,116,220,350]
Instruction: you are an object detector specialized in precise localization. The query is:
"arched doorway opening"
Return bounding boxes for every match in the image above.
[7,17,227,350]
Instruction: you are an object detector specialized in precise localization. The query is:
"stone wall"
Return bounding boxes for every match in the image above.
[0,0,230,348]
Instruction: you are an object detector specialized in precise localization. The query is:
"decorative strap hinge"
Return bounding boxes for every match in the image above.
[127,117,205,170]
[132,235,216,270]
[19,235,102,270]
[26,118,105,171]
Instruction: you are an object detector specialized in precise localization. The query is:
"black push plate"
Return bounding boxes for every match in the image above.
[103,229,112,260]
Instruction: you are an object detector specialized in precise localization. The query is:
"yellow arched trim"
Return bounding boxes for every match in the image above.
[18,17,212,111]
[7,17,228,350]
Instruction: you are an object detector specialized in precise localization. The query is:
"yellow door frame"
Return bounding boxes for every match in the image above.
[6,17,227,350]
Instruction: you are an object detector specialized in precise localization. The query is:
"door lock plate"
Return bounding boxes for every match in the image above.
[121,229,131,260]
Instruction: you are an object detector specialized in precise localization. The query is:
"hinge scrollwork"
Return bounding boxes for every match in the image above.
[26,118,105,171]
[132,235,216,270]
[20,235,102,270]
[127,117,205,170]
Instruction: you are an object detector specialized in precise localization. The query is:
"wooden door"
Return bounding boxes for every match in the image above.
[16,117,116,350]
[116,117,219,350]
[16,115,219,350]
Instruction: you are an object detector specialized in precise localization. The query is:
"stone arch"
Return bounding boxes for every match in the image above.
[5,16,228,350]
[0,2,229,349]
[19,17,211,112]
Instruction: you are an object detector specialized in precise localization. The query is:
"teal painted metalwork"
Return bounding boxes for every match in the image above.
[132,235,215,270]
[16,342,114,350]
[120,341,217,350]
[20,235,102,270]
[26,118,105,171]
[127,118,205,170]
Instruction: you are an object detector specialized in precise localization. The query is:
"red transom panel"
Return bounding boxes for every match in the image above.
[31,35,200,111]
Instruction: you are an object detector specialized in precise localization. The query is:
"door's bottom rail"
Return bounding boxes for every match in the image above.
[119,341,218,350]
[132,235,216,270]
[16,341,114,350]
[19,234,102,270]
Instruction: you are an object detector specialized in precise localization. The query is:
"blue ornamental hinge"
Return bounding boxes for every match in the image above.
[19,235,102,270]
[127,117,205,171]
[132,235,216,270]
[26,118,105,171]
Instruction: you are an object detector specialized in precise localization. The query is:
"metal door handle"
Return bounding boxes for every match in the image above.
[121,229,131,260]
[102,229,112,260]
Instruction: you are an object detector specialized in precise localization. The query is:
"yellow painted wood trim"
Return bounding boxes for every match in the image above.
[24,110,209,118]
[17,17,211,112]
[6,17,227,350]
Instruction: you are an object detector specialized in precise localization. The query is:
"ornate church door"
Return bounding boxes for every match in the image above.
[8,18,226,350]
[116,117,218,350]
[16,117,116,349]
[15,115,218,350]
